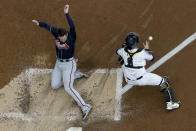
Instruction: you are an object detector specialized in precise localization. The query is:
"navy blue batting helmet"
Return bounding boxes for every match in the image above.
[125,32,139,48]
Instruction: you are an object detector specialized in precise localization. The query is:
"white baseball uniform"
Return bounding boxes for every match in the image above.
[117,48,162,86]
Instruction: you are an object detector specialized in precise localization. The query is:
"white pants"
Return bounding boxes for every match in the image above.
[123,66,162,86]
[51,59,88,111]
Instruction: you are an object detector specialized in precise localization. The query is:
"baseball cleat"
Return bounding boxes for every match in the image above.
[81,72,89,78]
[82,104,92,120]
[166,101,180,110]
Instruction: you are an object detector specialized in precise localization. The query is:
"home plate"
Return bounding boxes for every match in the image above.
[66,127,82,131]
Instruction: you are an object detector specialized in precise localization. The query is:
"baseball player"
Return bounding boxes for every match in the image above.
[32,4,92,120]
[116,32,181,110]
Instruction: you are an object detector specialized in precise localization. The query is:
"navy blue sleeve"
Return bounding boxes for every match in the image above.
[138,48,144,52]
[150,54,155,62]
[65,13,76,40]
[145,49,152,52]
[39,22,58,39]
[116,49,119,55]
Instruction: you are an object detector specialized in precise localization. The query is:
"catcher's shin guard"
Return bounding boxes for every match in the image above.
[160,76,175,102]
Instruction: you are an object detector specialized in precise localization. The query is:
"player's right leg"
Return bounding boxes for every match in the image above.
[136,73,180,110]
[159,76,180,110]
[51,62,63,89]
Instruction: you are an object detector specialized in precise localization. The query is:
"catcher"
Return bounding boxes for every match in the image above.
[116,32,181,110]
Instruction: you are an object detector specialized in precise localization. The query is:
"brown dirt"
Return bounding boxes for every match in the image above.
[1,0,196,130]
[0,69,119,130]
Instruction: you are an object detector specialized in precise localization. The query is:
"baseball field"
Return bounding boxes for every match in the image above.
[1,0,196,130]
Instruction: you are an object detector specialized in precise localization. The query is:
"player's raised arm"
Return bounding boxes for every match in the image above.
[32,19,58,38]
[143,41,154,62]
[32,20,39,26]
[64,5,76,39]
[143,40,150,49]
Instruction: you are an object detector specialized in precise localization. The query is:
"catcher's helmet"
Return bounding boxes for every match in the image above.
[125,32,139,48]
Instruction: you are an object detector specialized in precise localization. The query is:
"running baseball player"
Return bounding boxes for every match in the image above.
[116,32,181,110]
[32,4,92,120]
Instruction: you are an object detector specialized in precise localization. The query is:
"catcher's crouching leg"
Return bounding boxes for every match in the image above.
[159,76,175,102]
[159,76,180,110]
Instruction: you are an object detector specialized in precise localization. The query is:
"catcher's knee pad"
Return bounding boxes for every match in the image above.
[159,76,170,90]
[160,76,175,102]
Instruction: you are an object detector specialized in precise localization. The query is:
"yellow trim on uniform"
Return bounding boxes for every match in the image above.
[134,48,145,56]
[144,49,153,54]
[127,48,138,53]
[127,48,144,55]
[167,89,172,101]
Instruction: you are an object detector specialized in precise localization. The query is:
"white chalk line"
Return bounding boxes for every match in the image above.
[121,32,196,95]
[114,68,123,121]
[0,112,32,121]
[140,0,154,17]
[0,112,82,122]
[147,32,196,72]
[94,68,119,74]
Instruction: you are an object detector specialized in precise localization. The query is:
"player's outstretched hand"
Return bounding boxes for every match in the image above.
[32,20,39,26]
[143,40,150,49]
[64,4,69,14]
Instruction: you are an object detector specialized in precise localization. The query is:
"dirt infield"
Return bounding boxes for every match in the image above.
[0,68,120,130]
[1,0,196,130]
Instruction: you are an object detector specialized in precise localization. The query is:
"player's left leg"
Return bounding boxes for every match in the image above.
[74,71,89,80]
[73,58,89,80]
[137,73,180,110]
[136,72,162,86]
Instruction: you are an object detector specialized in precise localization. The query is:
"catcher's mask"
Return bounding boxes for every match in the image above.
[125,32,139,48]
